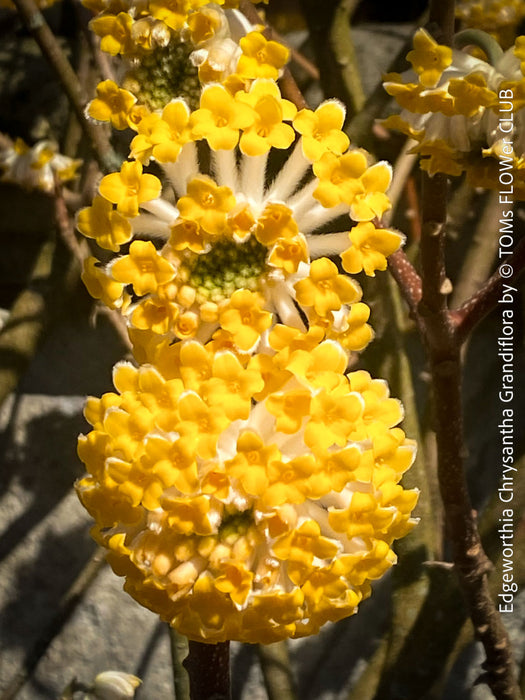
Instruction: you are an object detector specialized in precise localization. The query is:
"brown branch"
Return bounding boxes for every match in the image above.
[183,641,231,700]
[11,0,119,174]
[452,233,525,344]
[387,249,423,323]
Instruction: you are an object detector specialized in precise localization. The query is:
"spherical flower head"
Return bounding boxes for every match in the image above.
[76,343,418,644]
[218,289,272,350]
[77,195,133,252]
[293,101,350,162]
[88,80,137,130]
[90,12,134,56]
[294,258,361,317]
[99,161,162,218]
[177,175,236,235]
[407,28,453,88]
[237,31,290,80]
[341,223,404,277]
[111,240,175,295]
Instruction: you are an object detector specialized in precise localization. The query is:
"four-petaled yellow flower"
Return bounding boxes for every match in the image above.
[293,101,350,162]
[77,195,133,252]
[90,12,133,56]
[237,31,290,80]
[406,28,453,88]
[219,289,272,350]
[111,240,175,295]
[88,80,137,130]
[237,80,297,156]
[294,258,361,316]
[190,85,254,150]
[131,101,192,163]
[341,222,404,276]
[99,161,162,218]
[177,176,236,235]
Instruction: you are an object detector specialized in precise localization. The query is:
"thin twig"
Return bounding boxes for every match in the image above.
[54,183,133,350]
[11,0,119,173]
[387,250,423,324]
[452,234,525,344]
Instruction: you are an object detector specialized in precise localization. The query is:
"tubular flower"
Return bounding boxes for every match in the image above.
[77,81,403,355]
[383,28,525,196]
[76,342,418,644]
[0,136,82,193]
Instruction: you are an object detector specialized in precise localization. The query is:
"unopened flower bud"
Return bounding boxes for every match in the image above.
[90,671,141,700]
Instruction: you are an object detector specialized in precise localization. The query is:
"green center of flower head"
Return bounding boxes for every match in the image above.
[218,509,254,543]
[124,39,200,111]
[188,237,268,304]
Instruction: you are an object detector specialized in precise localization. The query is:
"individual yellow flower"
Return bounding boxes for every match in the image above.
[77,195,133,252]
[131,297,179,335]
[293,101,350,162]
[341,222,404,276]
[99,161,162,218]
[187,6,224,44]
[148,0,191,31]
[268,235,308,273]
[237,31,290,80]
[349,162,392,221]
[406,28,453,88]
[190,85,254,150]
[255,203,298,246]
[448,73,497,116]
[90,12,134,56]
[219,289,272,350]
[225,430,279,496]
[81,257,126,309]
[88,80,137,130]
[312,150,368,208]
[111,240,175,295]
[294,258,361,317]
[236,80,297,156]
[130,101,192,163]
[169,218,208,253]
[177,176,236,235]
[203,352,264,420]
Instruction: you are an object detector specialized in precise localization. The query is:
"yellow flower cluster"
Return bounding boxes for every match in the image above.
[0,136,81,193]
[86,2,279,116]
[456,0,525,48]
[383,28,525,196]
[79,82,402,356]
[76,338,418,643]
[77,1,418,645]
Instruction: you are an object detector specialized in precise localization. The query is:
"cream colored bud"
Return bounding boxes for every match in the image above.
[90,671,141,700]
[151,20,171,48]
